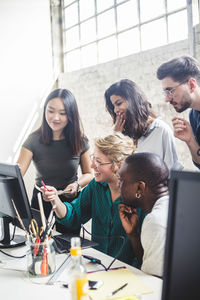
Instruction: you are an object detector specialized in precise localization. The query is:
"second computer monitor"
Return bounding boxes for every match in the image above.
[162,170,200,300]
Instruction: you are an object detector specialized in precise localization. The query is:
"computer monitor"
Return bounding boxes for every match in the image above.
[162,170,200,300]
[0,162,36,248]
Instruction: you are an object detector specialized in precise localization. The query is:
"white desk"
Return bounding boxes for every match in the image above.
[0,242,162,300]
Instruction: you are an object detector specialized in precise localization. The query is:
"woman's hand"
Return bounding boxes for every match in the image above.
[63,181,80,198]
[41,186,67,219]
[114,112,125,132]
[41,186,58,203]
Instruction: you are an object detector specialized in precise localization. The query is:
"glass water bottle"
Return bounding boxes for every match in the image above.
[68,237,89,300]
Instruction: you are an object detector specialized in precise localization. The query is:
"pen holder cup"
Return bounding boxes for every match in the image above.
[26,238,56,280]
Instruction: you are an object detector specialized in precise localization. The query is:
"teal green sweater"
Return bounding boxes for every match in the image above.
[57,179,145,267]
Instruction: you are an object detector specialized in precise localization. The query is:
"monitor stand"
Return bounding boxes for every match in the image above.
[0,217,26,248]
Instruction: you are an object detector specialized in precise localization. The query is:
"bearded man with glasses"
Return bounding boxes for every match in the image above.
[157,55,200,169]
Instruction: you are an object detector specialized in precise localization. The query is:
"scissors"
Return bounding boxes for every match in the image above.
[29,219,43,238]
[29,219,44,255]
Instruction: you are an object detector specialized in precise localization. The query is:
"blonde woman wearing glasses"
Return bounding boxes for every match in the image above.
[42,132,145,267]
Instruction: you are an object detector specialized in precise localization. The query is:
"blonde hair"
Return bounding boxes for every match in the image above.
[94,132,136,173]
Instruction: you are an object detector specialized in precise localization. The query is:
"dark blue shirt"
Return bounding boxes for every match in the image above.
[189,109,200,169]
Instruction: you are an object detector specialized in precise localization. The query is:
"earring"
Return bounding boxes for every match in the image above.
[136,192,141,199]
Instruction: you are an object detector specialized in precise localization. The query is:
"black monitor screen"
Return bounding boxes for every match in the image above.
[162,170,200,300]
[0,163,33,248]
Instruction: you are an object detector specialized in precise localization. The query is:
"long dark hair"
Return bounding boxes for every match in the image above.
[104,79,155,139]
[35,88,86,156]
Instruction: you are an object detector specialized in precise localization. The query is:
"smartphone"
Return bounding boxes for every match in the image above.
[89,280,103,290]
[57,189,72,195]
[62,280,103,290]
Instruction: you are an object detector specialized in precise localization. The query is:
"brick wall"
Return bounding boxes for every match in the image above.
[59,37,200,171]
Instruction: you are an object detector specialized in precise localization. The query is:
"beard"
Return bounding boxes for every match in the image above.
[171,93,192,113]
[174,101,191,113]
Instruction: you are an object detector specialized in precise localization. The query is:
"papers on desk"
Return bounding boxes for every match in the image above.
[108,296,141,300]
[88,267,153,300]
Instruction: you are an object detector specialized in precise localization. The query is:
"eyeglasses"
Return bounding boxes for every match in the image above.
[90,154,112,168]
[162,80,188,99]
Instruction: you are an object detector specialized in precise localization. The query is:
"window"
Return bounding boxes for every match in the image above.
[64,49,81,72]
[98,36,117,63]
[118,28,140,57]
[117,0,138,30]
[141,18,167,51]
[64,26,79,51]
[167,0,186,12]
[97,10,116,39]
[64,2,78,29]
[140,0,165,22]
[79,0,95,22]
[96,0,114,13]
[62,0,188,72]
[63,0,74,6]
[80,18,96,45]
[168,10,188,43]
[81,43,97,68]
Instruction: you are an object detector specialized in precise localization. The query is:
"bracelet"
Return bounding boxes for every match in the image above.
[75,181,81,192]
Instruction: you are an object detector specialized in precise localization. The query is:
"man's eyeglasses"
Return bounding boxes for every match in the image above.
[90,154,112,168]
[162,80,188,99]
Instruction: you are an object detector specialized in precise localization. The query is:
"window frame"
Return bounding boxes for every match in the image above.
[61,0,189,72]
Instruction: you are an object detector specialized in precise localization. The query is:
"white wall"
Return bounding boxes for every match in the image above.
[59,39,198,172]
[0,0,53,163]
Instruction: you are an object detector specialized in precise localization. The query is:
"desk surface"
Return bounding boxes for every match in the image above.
[0,242,162,300]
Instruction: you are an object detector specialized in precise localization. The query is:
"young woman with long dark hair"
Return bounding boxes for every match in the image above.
[104,79,183,171]
[17,88,93,232]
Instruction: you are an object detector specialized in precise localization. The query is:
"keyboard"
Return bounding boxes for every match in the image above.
[52,233,98,254]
